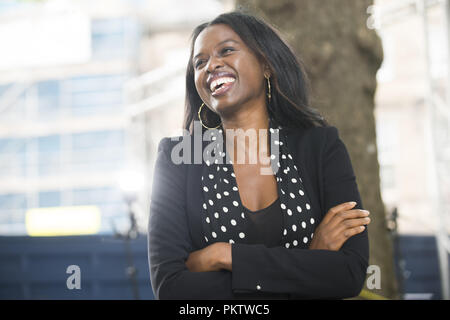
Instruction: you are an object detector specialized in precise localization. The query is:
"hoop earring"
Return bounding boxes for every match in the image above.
[198,103,221,129]
[265,75,271,101]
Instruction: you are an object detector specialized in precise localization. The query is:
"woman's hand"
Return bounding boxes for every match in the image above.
[185,242,232,272]
[309,201,370,251]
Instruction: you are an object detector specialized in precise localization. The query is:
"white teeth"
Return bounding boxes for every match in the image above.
[210,77,235,92]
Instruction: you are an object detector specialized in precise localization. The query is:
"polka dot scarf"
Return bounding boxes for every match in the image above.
[200,118,316,249]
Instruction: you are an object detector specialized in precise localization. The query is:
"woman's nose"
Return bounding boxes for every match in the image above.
[206,56,223,73]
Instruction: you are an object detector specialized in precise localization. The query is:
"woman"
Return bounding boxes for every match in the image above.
[148,11,370,300]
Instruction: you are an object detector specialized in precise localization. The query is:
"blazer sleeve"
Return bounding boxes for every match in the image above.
[147,137,235,300]
[230,126,369,299]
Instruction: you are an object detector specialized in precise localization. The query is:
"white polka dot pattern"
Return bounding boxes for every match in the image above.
[200,118,316,249]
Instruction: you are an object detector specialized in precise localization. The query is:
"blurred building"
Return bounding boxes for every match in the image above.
[0,0,232,237]
[373,0,450,299]
[374,0,450,236]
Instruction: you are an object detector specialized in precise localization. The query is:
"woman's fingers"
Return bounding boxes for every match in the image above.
[325,209,368,231]
[328,208,369,226]
[332,216,370,241]
[311,203,370,251]
[330,224,367,250]
[327,214,370,250]
[322,201,357,225]
[342,225,366,240]
[341,216,371,229]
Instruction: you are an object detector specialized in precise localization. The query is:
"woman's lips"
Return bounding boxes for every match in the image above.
[211,81,234,97]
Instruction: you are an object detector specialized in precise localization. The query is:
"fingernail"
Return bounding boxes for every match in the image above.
[348,201,357,206]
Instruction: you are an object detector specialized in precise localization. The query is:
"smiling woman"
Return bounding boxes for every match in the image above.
[148,11,370,300]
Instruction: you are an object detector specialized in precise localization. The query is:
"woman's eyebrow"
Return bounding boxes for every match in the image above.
[193,39,239,61]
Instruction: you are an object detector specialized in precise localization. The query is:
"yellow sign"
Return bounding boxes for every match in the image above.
[26,206,101,236]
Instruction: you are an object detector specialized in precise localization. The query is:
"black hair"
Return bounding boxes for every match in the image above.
[183,10,328,132]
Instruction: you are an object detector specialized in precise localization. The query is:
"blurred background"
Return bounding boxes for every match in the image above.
[0,0,449,300]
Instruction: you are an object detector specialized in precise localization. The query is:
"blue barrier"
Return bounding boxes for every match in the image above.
[0,235,154,300]
[395,235,444,299]
[0,234,445,299]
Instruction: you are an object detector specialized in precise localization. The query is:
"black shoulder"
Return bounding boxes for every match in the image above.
[323,126,339,145]
[285,125,339,144]
[157,136,185,155]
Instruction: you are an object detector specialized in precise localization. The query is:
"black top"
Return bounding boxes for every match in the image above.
[243,197,282,248]
[148,126,369,299]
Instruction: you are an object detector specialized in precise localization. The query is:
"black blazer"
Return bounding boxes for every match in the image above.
[147,125,369,299]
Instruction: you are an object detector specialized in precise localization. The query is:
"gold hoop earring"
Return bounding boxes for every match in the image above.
[265,75,271,101]
[198,103,221,129]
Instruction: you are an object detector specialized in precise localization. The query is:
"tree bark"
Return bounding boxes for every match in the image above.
[236,0,398,299]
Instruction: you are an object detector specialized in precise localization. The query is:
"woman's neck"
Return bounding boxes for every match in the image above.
[220,107,271,165]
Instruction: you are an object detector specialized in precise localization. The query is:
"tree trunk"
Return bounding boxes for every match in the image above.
[236,0,398,299]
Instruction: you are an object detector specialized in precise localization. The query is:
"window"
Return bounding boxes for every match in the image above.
[0,138,27,178]
[72,187,122,206]
[0,83,11,95]
[67,74,126,116]
[0,193,27,230]
[37,135,60,177]
[0,83,27,121]
[72,130,123,150]
[37,80,60,119]
[70,130,124,173]
[38,191,61,207]
[91,18,139,60]
[0,193,27,210]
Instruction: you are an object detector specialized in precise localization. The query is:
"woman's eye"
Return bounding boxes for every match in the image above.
[194,48,234,69]
[195,60,205,68]
[222,47,234,54]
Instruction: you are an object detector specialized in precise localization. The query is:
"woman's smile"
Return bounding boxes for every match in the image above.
[206,70,237,97]
[210,76,235,97]
[212,78,234,97]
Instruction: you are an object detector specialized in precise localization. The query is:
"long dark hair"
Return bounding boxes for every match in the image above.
[183,11,328,132]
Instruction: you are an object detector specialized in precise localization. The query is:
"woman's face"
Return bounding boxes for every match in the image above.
[193,24,268,117]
